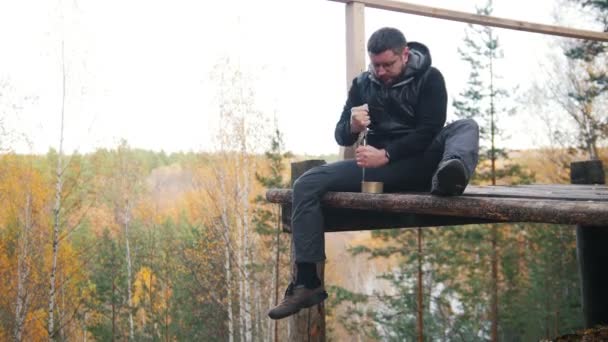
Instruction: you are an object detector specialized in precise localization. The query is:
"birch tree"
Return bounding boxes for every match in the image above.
[530,0,607,161]
[14,193,33,342]
[208,57,269,342]
[99,140,144,340]
[48,39,66,341]
[0,156,51,341]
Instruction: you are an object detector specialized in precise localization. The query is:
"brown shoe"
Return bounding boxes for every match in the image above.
[268,282,328,320]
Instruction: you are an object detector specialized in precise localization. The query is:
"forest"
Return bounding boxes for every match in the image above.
[2,0,608,341]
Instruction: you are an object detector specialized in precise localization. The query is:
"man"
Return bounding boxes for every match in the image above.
[268,27,479,320]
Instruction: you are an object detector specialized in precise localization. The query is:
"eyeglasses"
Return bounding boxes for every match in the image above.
[370,57,401,73]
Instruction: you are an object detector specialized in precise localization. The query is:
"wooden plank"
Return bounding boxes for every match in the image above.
[463,185,608,201]
[465,186,608,195]
[281,205,502,232]
[267,189,608,226]
[340,1,366,161]
[513,184,608,190]
[328,0,608,42]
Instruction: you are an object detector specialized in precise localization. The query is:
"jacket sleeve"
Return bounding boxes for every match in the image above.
[384,68,447,161]
[335,77,365,146]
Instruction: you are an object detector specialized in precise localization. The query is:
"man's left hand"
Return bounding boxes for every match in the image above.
[356,146,389,168]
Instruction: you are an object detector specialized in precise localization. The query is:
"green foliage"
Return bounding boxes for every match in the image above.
[252,128,292,254]
[87,229,128,340]
[452,0,509,142]
[336,220,583,340]
[249,128,293,340]
[452,0,535,186]
[565,0,607,62]
[0,135,587,341]
[168,219,229,340]
[553,0,608,158]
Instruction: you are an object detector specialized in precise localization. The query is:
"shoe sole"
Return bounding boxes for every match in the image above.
[268,291,328,320]
[431,160,466,196]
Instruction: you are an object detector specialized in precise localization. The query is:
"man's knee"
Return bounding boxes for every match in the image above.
[451,118,479,133]
[463,118,479,134]
[293,166,326,196]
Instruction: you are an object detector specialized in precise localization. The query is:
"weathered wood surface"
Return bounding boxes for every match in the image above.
[267,184,608,229]
[287,160,326,342]
[328,0,608,42]
[572,160,608,329]
[462,185,608,201]
[281,206,501,232]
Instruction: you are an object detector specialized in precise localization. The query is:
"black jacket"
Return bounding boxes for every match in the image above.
[334,42,447,162]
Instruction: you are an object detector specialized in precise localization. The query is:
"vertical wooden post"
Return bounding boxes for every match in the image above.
[416,228,424,342]
[571,160,607,328]
[288,160,327,341]
[340,1,366,160]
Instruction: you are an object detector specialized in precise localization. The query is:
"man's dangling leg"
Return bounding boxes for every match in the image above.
[268,160,361,320]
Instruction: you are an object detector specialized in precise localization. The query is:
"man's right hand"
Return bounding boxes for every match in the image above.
[350,104,370,133]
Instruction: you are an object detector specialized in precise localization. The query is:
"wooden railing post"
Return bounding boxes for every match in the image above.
[571,160,607,328]
[340,1,366,160]
[287,160,327,341]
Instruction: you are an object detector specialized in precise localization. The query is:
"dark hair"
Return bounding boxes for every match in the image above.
[367,27,407,55]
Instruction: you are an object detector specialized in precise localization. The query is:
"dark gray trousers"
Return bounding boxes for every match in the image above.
[291,119,479,263]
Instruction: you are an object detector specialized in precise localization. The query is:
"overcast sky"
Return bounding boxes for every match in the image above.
[0,0,600,155]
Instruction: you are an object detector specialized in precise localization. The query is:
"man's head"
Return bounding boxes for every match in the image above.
[367,27,409,85]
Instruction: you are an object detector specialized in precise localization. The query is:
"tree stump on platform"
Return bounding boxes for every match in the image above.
[572,160,608,329]
[288,160,327,341]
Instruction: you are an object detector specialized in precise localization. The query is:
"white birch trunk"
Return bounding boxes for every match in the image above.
[14,194,32,342]
[124,203,135,340]
[59,272,66,338]
[239,269,245,342]
[253,282,260,339]
[48,39,66,340]
[82,312,87,342]
[219,172,234,342]
[241,156,252,342]
[233,156,246,342]
[225,245,234,342]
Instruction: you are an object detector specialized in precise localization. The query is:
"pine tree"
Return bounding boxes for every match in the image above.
[252,128,292,342]
[88,229,127,340]
[451,1,534,340]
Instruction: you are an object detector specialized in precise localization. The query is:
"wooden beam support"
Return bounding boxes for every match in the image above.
[340,1,366,160]
[287,160,326,342]
[345,1,366,89]
[572,160,608,329]
[281,205,501,232]
[328,0,608,42]
[267,188,608,226]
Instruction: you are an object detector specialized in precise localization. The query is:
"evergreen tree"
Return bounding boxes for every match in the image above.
[452,0,534,186]
[330,228,470,341]
[252,128,292,341]
[451,1,534,340]
[88,229,127,340]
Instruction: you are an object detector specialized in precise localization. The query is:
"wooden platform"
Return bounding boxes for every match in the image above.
[266,184,608,232]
